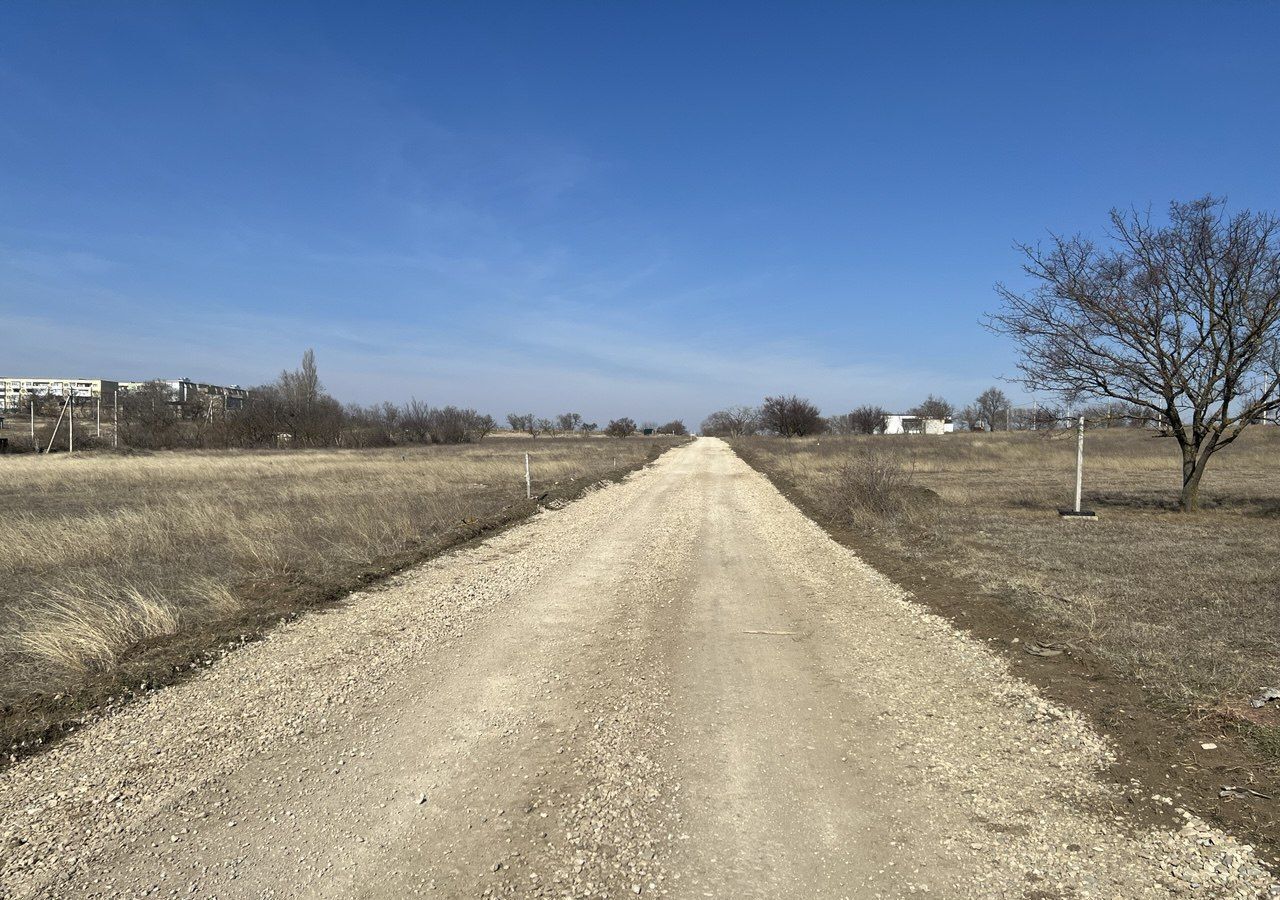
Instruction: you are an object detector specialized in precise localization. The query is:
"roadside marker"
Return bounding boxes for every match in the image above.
[1059,415,1098,520]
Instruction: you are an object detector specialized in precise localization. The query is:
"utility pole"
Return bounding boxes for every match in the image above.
[46,395,69,454]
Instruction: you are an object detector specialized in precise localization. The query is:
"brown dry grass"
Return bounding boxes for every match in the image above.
[0,437,678,719]
[732,428,1280,720]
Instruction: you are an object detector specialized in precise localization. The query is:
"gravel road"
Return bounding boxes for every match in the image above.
[2,438,1276,899]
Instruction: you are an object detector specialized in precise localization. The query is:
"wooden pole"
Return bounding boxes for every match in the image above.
[68,393,74,453]
[525,453,531,500]
[1075,415,1085,513]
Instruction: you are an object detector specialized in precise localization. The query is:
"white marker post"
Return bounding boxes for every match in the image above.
[1059,415,1097,519]
[525,453,532,500]
[1074,415,1084,512]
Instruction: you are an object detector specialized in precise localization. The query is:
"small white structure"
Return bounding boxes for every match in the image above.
[882,414,954,435]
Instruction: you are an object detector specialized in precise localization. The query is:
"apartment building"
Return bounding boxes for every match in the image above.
[0,377,119,411]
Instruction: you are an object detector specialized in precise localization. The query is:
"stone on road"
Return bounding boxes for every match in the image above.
[1,438,1273,898]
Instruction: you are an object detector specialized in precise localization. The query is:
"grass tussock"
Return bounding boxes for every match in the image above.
[733,428,1280,714]
[0,437,678,724]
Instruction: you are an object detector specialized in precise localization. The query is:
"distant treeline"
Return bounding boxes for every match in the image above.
[701,390,1164,437]
[13,351,686,451]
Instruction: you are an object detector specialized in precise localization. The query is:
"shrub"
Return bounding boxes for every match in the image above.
[821,446,939,528]
[760,395,824,437]
[604,417,637,437]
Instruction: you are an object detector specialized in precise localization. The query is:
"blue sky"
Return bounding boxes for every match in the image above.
[4,3,1279,426]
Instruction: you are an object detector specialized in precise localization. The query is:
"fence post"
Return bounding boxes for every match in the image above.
[525,453,531,500]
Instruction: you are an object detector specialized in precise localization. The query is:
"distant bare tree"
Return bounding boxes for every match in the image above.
[700,405,760,437]
[989,197,1280,510]
[556,412,582,434]
[974,387,1010,431]
[911,395,954,421]
[506,413,537,436]
[825,413,853,435]
[658,419,688,435]
[958,404,982,431]
[848,405,887,434]
[759,395,824,437]
[604,417,637,437]
[580,421,598,435]
[535,416,554,436]
[401,398,433,443]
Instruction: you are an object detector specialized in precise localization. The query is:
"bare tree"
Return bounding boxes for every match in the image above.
[759,395,824,437]
[848,405,887,434]
[604,417,637,437]
[911,395,954,420]
[534,416,554,436]
[506,413,537,436]
[580,421,598,435]
[658,419,688,435]
[556,412,582,434]
[401,398,433,443]
[700,405,760,437]
[974,387,1010,431]
[989,197,1280,510]
[958,404,982,431]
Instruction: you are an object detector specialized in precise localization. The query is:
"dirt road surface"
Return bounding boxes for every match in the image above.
[2,439,1275,899]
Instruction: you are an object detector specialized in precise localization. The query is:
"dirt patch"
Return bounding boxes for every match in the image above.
[732,445,1280,866]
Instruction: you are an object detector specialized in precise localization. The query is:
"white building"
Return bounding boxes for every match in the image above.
[882,414,954,435]
[0,377,119,411]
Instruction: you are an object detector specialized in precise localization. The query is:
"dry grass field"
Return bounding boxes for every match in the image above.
[0,436,680,750]
[732,427,1280,761]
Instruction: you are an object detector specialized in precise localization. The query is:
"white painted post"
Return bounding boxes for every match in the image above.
[525,453,532,500]
[68,393,74,453]
[113,391,119,449]
[1075,415,1085,513]
[96,396,101,437]
[30,398,35,447]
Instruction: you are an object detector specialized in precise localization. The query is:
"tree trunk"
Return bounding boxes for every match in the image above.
[1180,454,1205,512]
